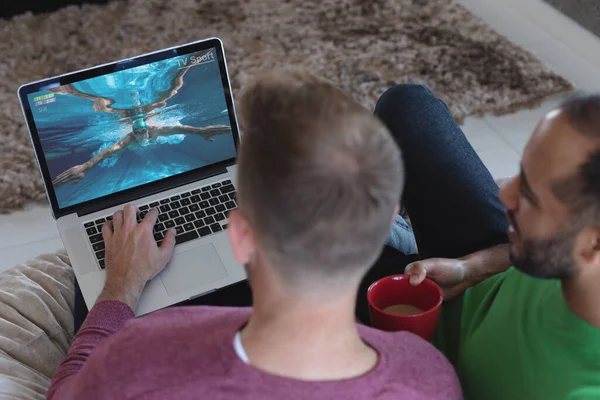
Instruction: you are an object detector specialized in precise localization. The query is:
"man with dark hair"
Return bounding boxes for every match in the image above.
[47,72,461,399]
[373,86,600,399]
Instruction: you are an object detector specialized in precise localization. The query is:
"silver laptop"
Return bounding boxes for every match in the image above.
[17,37,246,316]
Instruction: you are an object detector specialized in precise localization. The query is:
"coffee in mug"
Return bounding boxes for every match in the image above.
[383,304,423,316]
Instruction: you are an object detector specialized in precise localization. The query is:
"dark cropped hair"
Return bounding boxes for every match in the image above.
[552,94,600,223]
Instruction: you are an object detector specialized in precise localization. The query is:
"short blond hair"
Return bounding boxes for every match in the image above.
[237,70,403,287]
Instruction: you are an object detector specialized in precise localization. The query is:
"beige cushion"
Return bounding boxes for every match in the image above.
[0,250,74,399]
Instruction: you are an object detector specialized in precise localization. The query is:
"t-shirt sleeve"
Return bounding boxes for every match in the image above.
[47,300,134,399]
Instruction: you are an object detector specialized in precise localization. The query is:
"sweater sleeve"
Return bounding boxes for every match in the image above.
[47,300,134,399]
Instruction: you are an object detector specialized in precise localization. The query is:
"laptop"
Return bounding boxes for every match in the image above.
[17,37,246,316]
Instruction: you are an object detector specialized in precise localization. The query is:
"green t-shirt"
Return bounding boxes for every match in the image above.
[435,267,600,400]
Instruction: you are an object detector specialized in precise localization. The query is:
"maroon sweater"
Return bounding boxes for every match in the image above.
[48,301,461,399]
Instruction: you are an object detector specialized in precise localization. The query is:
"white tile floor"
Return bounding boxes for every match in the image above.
[458,0,600,180]
[1,0,600,271]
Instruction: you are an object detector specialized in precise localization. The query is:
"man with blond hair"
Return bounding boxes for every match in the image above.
[48,71,461,399]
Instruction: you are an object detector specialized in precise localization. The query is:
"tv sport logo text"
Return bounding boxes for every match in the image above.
[176,51,216,68]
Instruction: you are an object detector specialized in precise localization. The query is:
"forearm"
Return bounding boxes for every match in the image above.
[79,152,108,172]
[179,125,231,137]
[97,277,145,311]
[86,136,130,170]
[87,146,121,169]
[461,244,511,286]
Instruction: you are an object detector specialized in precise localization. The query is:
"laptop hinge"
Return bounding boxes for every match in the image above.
[76,166,229,218]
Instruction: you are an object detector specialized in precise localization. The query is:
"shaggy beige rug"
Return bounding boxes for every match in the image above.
[0,0,573,213]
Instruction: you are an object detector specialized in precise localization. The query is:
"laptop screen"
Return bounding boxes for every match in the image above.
[26,47,236,209]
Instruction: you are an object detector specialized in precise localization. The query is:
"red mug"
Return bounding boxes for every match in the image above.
[367,274,443,341]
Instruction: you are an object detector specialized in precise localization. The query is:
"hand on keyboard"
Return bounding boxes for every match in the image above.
[85,180,237,271]
[96,204,177,311]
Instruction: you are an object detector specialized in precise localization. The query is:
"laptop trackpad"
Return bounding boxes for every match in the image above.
[160,244,228,296]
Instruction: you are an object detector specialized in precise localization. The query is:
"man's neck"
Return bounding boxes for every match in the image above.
[562,271,600,329]
[241,275,378,381]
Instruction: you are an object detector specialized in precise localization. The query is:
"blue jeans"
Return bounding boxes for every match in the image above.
[379,84,508,258]
[386,215,418,255]
[75,84,509,331]
[355,84,509,323]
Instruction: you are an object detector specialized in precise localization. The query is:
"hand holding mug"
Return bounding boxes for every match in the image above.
[405,258,470,301]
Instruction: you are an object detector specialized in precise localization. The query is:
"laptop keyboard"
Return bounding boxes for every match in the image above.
[84,180,237,270]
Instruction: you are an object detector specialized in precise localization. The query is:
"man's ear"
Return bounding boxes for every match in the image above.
[577,226,600,261]
[227,209,256,265]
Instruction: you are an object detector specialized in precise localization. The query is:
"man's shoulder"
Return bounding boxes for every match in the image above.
[130,305,252,330]
[463,267,558,315]
[359,325,461,398]
[93,306,250,367]
[79,306,250,395]
[106,306,251,351]
[359,325,457,371]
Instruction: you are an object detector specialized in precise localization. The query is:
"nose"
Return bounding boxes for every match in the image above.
[498,175,519,211]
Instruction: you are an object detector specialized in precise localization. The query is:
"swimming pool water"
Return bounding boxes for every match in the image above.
[29,53,236,209]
